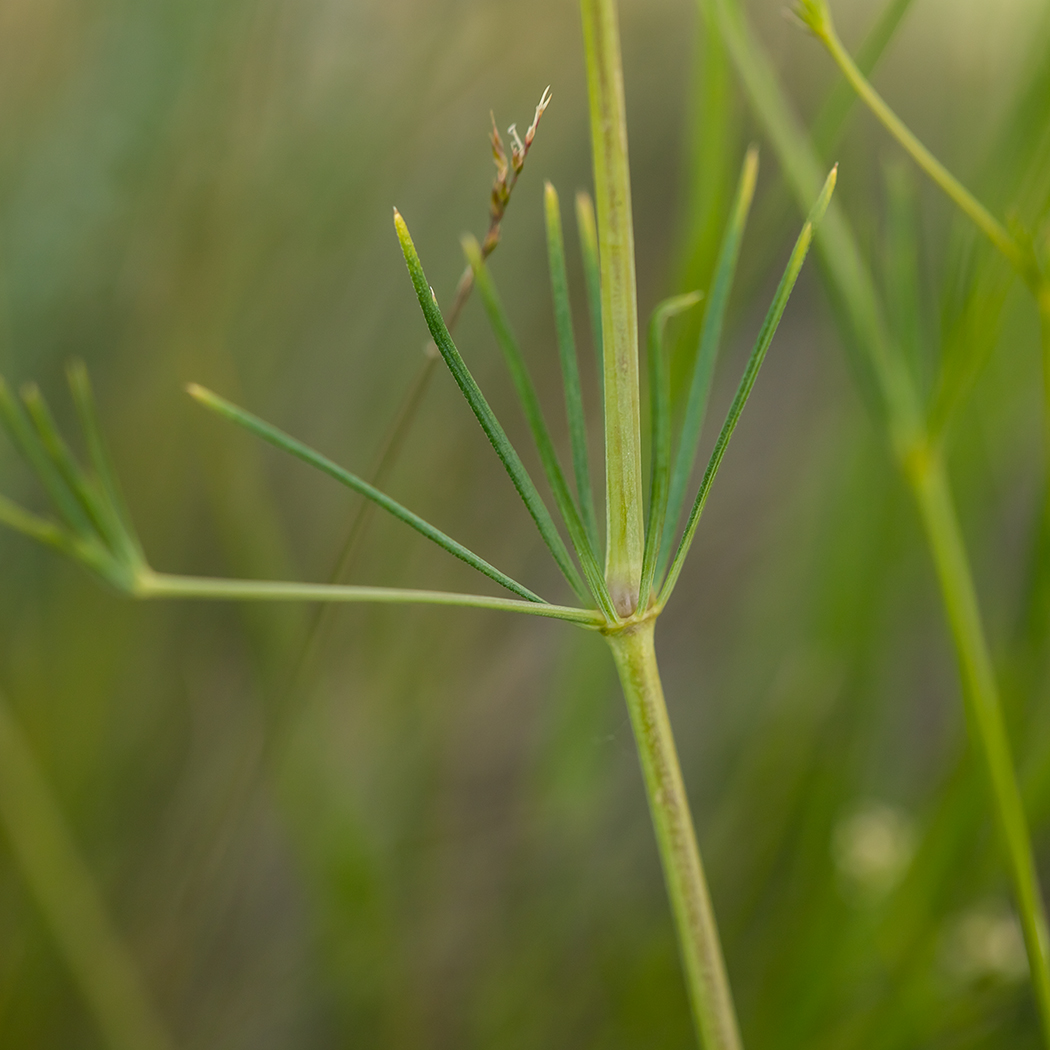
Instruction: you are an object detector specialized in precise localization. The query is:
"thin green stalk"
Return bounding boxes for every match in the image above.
[462,236,618,621]
[605,620,743,1050]
[187,383,543,604]
[708,0,1050,1033]
[661,166,837,606]
[796,0,1037,287]
[580,0,645,615]
[136,571,603,626]
[639,292,702,613]
[575,190,605,399]
[394,210,590,603]
[0,690,174,1050]
[545,182,600,553]
[659,148,758,580]
[906,449,1050,1039]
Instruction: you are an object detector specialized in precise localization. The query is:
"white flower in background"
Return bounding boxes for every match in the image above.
[832,801,917,900]
[942,903,1029,984]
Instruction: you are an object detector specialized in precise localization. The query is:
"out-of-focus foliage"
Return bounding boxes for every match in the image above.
[0,0,1048,1047]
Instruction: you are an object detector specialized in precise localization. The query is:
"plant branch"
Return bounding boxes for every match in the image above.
[136,571,604,626]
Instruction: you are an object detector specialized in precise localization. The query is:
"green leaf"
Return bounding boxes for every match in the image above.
[393,209,591,605]
[575,190,604,398]
[660,166,837,605]
[0,376,95,540]
[638,292,702,613]
[545,182,600,555]
[462,235,618,622]
[658,146,758,581]
[65,361,145,566]
[186,384,546,605]
[19,383,126,558]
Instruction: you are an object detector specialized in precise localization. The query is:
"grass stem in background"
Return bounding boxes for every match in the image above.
[0,691,174,1050]
[707,0,1050,1035]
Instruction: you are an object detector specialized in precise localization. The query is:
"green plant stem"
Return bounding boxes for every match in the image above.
[806,3,1036,285]
[0,690,174,1050]
[905,447,1050,1040]
[606,620,743,1050]
[135,570,603,626]
[580,0,645,614]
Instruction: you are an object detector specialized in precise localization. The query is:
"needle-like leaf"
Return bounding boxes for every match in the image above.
[66,361,144,565]
[20,383,125,558]
[394,209,591,605]
[575,190,604,399]
[658,146,758,581]
[186,384,544,605]
[0,377,95,540]
[462,235,618,622]
[660,165,837,606]
[638,292,702,613]
[137,571,603,626]
[545,182,600,554]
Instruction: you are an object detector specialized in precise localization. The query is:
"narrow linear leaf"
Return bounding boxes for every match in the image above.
[186,384,545,605]
[545,182,600,554]
[575,190,604,398]
[138,571,603,627]
[0,494,76,552]
[658,146,758,581]
[463,236,618,622]
[0,377,95,540]
[66,361,144,565]
[20,384,125,557]
[639,292,703,612]
[660,166,837,605]
[393,209,591,605]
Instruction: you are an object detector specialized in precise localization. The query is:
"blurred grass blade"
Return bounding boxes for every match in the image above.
[883,164,927,392]
[0,376,95,539]
[575,190,605,398]
[639,292,702,612]
[394,209,591,605]
[20,383,126,557]
[660,166,836,605]
[0,689,174,1050]
[659,146,759,580]
[702,0,921,447]
[545,182,600,554]
[462,236,618,621]
[795,0,1037,286]
[0,493,78,553]
[66,361,145,564]
[186,384,545,604]
[138,571,604,626]
[810,0,916,156]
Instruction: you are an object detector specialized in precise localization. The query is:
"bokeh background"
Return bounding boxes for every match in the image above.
[0,0,1049,1046]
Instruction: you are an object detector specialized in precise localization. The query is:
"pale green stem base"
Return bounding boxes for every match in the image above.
[606,619,743,1050]
[906,449,1050,1039]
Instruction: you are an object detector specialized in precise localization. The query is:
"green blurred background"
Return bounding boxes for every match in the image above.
[1,0,1049,1046]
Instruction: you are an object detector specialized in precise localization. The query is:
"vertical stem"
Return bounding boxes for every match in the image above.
[580,0,645,615]
[607,620,744,1050]
[906,449,1050,1041]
